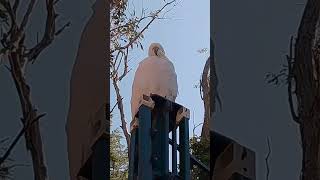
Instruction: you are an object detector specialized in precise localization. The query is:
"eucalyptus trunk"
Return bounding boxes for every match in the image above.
[290,1,320,179]
[201,57,211,141]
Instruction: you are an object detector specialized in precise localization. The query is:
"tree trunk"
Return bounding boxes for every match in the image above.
[300,117,320,180]
[201,57,211,141]
[9,52,48,180]
[292,1,320,179]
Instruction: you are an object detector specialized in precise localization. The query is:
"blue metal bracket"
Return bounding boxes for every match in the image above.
[128,94,195,180]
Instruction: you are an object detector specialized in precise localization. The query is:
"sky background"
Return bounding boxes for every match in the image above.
[212,0,304,179]
[0,0,305,180]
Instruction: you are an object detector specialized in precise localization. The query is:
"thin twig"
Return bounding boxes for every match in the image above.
[193,123,203,138]
[55,21,71,36]
[26,0,56,62]
[0,0,17,36]
[265,137,271,180]
[19,0,36,34]
[114,50,124,74]
[0,113,46,166]
[13,0,20,14]
[0,138,9,145]
[110,97,123,114]
[118,47,129,81]
[199,79,203,100]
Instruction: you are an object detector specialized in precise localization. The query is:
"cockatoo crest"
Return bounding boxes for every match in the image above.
[148,43,166,59]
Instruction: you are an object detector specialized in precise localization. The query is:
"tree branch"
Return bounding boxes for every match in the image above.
[54,21,71,36]
[25,0,56,63]
[19,0,36,35]
[118,47,129,81]
[193,123,203,138]
[111,0,176,54]
[287,36,300,124]
[13,0,20,14]
[110,97,123,114]
[0,113,46,166]
[199,79,203,100]
[112,77,130,152]
[265,137,271,180]
[0,0,17,37]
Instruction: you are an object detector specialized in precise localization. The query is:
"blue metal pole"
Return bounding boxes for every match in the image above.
[179,118,190,180]
[152,109,169,179]
[160,110,169,179]
[128,129,137,180]
[138,105,152,179]
[172,126,177,176]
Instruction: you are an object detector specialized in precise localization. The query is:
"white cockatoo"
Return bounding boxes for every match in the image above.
[131,43,178,120]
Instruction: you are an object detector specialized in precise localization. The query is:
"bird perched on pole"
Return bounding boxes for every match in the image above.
[131,43,178,120]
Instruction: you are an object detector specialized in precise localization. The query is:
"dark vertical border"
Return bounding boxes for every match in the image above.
[209,0,215,179]
[106,0,110,179]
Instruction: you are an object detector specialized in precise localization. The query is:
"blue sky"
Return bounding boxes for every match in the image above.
[110,0,210,138]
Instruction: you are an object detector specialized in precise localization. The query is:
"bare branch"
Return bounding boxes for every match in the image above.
[0,113,46,166]
[13,0,20,14]
[0,0,17,36]
[110,97,123,114]
[193,123,203,138]
[3,64,11,72]
[118,47,129,81]
[199,79,203,100]
[265,137,271,180]
[112,77,131,151]
[0,162,30,180]
[287,36,300,124]
[53,0,60,5]
[55,21,71,36]
[26,0,56,62]
[0,137,9,145]
[19,0,36,35]
[114,50,124,74]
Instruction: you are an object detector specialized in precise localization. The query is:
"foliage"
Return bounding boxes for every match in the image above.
[190,135,210,180]
[265,63,289,86]
[110,128,129,180]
